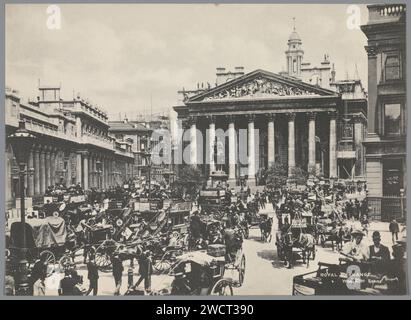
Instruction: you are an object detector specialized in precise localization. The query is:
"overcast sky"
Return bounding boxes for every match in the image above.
[6,3,369,120]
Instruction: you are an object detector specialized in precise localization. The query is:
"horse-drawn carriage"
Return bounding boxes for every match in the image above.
[6,216,78,289]
[315,219,352,251]
[292,259,404,295]
[91,200,192,273]
[149,246,246,296]
[258,213,273,242]
[275,210,316,268]
[198,189,230,218]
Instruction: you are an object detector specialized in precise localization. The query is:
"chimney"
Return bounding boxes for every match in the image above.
[234,66,245,78]
[216,67,226,86]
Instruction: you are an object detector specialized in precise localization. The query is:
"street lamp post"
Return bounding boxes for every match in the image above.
[143,148,153,200]
[8,121,36,295]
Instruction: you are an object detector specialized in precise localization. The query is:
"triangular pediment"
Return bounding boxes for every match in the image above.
[187,69,337,103]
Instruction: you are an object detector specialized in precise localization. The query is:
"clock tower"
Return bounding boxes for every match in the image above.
[285,18,304,78]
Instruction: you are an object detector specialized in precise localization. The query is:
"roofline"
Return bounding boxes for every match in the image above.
[186,69,338,103]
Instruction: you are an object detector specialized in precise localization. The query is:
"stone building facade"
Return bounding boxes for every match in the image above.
[174,27,367,187]
[361,4,407,221]
[5,86,135,209]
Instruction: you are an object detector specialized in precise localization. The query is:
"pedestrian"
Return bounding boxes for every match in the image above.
[134,251,153,293]
[86,254,99,296]
[112,253,124,295]
[31,254,47,296]
[368,231,390,264]
[59,268,83,296]
[341,229,369,262]
[389,218,400,244]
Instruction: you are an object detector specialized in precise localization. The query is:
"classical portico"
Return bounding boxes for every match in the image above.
[174,69,341,187]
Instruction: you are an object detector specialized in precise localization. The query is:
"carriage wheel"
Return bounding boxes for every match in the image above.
[94,245,113,272]
[40,250,56,277]
[210,279,233,296]
[153,259,172,273]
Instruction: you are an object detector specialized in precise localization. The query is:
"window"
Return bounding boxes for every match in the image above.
[383,159,403,196]
[384,103,401,136]
[385,54,401,80]
[293,59,297,73]
[341,123,353,140]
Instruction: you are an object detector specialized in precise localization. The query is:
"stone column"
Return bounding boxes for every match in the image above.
[50,149,56,186]
[88,155,93,188]
[76,152,82,185]
[308,112,316,172]
[189,116,197,166]
[105,158,109,188]
[287,113,296,176]
[101,157,105,189]
[353,115,364,177]
[27,150,34,197]
[66,152,72,186]
[228,115,236,186]
[267,114,275,168]
[329,112,337,178]
[40,148,46,194]
[247,115,256,186]
[83,152,89,190]
[33,147,41,195]
[287,113,296,177]
[208,116,216,176]
[108,158,112,187]
[365,46,377,134]
[45,148,51,188]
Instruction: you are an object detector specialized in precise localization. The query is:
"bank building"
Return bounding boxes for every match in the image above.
[173,25,368,188]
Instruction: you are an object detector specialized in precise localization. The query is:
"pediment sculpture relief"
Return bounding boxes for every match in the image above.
[203,76,317,101]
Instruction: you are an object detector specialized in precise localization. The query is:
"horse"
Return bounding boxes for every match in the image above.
[327,225,352,251]
[259,217,273,242]
[296,233,316,267]
[275,231,294,268]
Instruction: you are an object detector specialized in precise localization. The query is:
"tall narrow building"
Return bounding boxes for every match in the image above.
[361,4,406,221]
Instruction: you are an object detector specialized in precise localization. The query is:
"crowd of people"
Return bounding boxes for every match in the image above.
[5,174,407,296]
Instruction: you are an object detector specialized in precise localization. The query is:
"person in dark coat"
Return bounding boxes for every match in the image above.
[134,251,153,292]
[59,269,82,296]
[86,254,99,296]
[112,253,124,295]
[389,219,400,244]
[30,255,47,296]
[189,211,202,248]
[368,231,390,273]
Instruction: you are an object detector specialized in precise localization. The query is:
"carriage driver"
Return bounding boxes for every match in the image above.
[341,229,370,262]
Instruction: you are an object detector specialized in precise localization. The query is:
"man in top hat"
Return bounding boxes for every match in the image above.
[368,231,390,266]
[341,229,369,262]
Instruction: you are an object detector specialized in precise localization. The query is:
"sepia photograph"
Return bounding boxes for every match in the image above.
[3,2,408,298]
